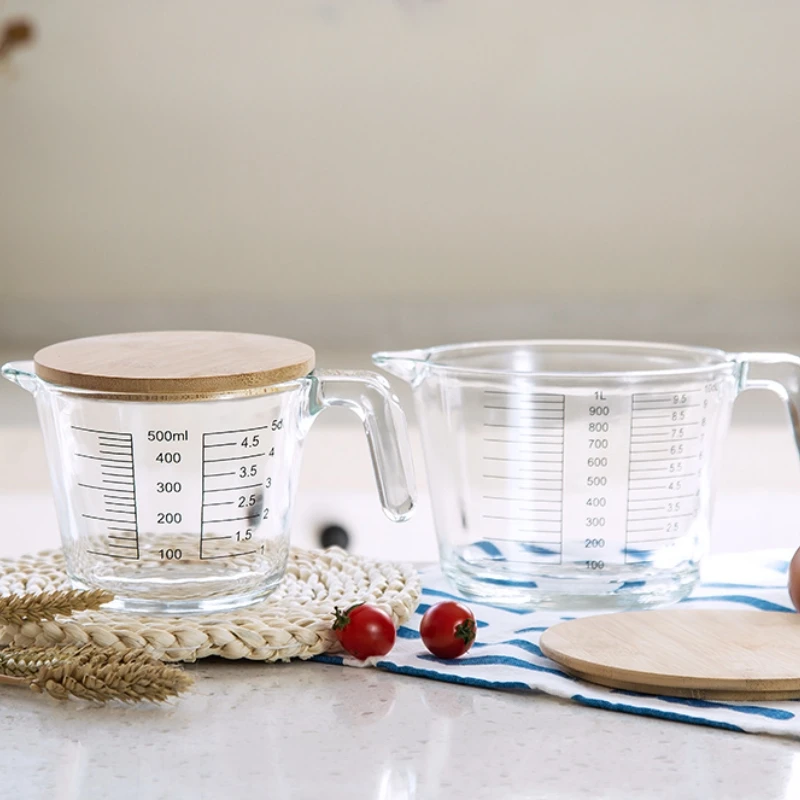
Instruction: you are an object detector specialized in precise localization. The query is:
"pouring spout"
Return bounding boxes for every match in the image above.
[371,349,429,386]
[1,361,40,394]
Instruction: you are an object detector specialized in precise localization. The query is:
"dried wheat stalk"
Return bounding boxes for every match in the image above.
[0,644,193,703]
[0,588,114,627]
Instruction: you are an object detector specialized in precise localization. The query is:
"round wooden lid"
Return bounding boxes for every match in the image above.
[34,331,316,398]
[540,609,800,701]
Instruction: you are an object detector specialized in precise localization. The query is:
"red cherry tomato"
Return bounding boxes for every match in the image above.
[333,603,396,660]
[789,547,800,611]
[420,601,477,659]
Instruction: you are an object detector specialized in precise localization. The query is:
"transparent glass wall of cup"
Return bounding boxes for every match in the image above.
[375,341,800,610]
[2,363,415,614]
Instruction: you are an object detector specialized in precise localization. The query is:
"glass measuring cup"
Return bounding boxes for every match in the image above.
[3,333,415,613]
[374,340,800,609]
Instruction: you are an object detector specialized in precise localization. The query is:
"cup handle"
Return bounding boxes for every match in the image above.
[735,352,800,454]
[307,369,416,521]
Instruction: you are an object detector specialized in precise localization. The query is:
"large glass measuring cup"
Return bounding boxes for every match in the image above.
[3,332,415,613]
[375,340,800,609]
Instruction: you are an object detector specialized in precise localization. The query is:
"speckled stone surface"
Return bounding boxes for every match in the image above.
[1,659,797,800]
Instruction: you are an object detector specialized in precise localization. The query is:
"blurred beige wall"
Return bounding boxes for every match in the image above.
[1,1,799,327]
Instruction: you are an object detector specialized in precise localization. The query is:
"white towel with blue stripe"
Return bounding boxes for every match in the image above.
[315,550,800,739]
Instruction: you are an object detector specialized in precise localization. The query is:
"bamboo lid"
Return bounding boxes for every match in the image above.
[34,331,316,398]
[540,609,800,701]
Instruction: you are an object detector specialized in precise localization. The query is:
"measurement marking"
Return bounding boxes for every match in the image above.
[200,434,207,560]
[486,536,561,543]
[107,526,136,533]
[624,394,635,564]
[205,514,261,524]
[627,506,665,513]
[506,416,564,422]
[484,456,546,463]
[628,448,672,454]
[518,511,562,518]
[484,423,564,430]
[102,479,133,486]
[203,501,235,507]
[626,527,665,534]
[484,405,567,412]
[204,441,239,448]
[628,535,682,543]
[483,437,564,444]
[631,471,699,480]
[82,513,136,523]
[202,535,234,541]
[99,449,132,457]
[483,475,562,484]
[97,441,131,448]
[204,471,237,478]
[206,425,271,436]
[631,422,700,430]
[105,500,136,508]
[484,391,564,400]
[77,454,131,463]
[72,425,129,437]
[201,550,260,560]
[631,455,699,464]
[204,483,262,493]
[108,542,138,550]
[629,483,669,490]
[85,550,137,560]
[205,453,265,464]
[631,436,700,444]
[519,460,564,466]
[482,514,561,523]
[101,471,134,478]
[632,411,701,420]
[633,403,702,410]
[630,493,698,503]
[483,495,562,503]
[633,389,703,405]
[79,483,134,494]
[108,534,137,541]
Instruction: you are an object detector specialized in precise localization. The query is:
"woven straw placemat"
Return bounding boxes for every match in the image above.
[0,548,421,662]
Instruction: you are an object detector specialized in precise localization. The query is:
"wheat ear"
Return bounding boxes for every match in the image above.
[0,589,114,626]
[0,645,193,703]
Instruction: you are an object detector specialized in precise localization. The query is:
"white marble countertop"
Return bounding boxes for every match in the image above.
[1,658,799,800]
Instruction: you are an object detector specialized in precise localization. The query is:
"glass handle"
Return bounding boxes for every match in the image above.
[736,352,800,455]
[308,369,416,521]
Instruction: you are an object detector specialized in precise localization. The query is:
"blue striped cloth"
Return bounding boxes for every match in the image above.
[315,550,800,738]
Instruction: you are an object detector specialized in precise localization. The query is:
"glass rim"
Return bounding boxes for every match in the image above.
[376,339,739,380]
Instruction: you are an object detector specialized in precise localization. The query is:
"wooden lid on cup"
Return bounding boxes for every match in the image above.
[34,331,316,398]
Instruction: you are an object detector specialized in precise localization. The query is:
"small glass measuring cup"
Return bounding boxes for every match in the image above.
[374,340,800,609]
[3,332,415,613]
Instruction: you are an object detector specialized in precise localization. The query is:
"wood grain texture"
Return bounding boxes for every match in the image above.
[539,609,800,700]
[33,331,316,397]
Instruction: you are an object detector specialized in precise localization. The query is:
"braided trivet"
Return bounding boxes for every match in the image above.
[0,548,421,662]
